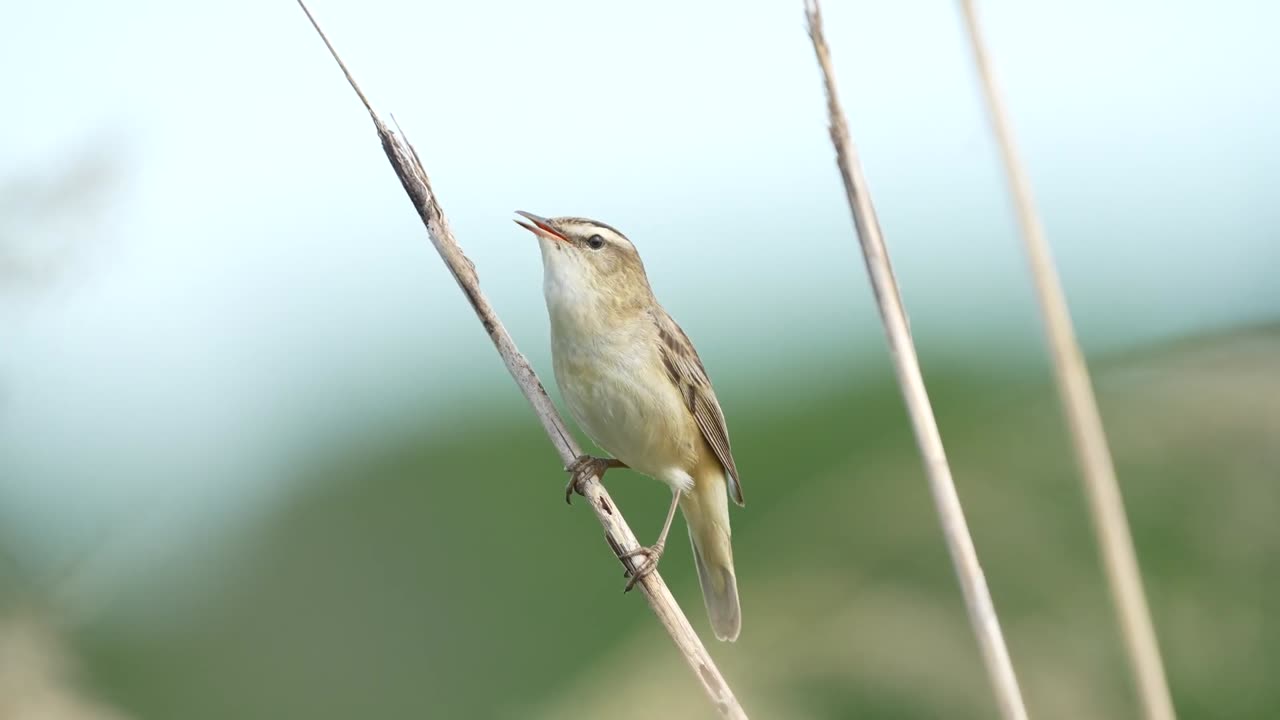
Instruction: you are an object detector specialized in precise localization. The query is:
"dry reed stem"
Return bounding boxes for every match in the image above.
[802,2,1029,719]
[293,2,747,717]
[956,3,1176,719]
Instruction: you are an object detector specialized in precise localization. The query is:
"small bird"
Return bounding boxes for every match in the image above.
[514,211,744,642]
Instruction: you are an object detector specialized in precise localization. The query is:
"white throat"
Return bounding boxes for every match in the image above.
[540,239,605,337]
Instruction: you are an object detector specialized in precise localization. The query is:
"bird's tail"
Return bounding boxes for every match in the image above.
[681,463,740,642]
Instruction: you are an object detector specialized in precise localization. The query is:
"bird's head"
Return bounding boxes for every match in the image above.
[514,211,654,315]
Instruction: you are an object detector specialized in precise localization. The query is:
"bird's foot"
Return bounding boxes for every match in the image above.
[563,455,627,505]
[620,541,666,592]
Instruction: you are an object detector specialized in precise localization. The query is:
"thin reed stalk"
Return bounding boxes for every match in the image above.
[802,3,1029,719]
[957,3,1176,719]
[294,3,747,717]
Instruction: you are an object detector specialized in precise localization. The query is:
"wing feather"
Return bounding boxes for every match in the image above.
[655,310,744,506]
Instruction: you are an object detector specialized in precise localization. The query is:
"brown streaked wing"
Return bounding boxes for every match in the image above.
[655,309,744,506]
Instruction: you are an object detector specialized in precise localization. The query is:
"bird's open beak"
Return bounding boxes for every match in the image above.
[514,210,569,244]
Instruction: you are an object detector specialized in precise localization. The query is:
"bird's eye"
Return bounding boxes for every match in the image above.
[586,234,605,250]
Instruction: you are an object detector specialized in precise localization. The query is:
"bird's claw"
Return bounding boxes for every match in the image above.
[620,541,665,592]
[563,455,623,504]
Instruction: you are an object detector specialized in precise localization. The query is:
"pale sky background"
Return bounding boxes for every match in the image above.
[0,0,1276,605]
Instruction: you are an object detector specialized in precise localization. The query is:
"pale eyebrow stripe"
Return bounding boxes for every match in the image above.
[559,217,630,241]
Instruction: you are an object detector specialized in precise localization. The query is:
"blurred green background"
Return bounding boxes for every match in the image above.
[2,0,1277,718]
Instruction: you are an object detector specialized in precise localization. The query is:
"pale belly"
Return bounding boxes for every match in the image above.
[552,331,698,484]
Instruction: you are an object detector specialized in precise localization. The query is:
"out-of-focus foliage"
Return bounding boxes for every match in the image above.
[0,141,123,293]
[0,607,130,720]
[6,323,1269,719]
